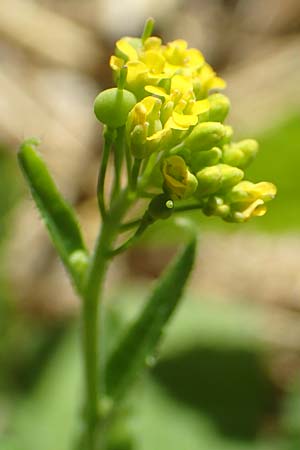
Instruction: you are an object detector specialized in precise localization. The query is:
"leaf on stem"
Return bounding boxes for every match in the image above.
[18,139,87,288]
[105,238,197,400]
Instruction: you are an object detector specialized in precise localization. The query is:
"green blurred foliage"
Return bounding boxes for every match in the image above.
[246,113,300,232]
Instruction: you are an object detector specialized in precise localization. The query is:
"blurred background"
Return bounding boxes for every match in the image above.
[1,0,300,449]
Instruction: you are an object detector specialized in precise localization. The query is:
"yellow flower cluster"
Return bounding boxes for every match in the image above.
[96,27,276,223]
[111,37,225,101]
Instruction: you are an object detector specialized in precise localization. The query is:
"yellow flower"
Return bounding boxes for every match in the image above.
[146,75,209,131]
[110,37,170,99]
[162,39,205,76]
[225,181,277,222]
[126,96,170,159]
[110,36,226,101]
[162,155,198,199]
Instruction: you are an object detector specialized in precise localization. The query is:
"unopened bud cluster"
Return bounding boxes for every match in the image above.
[94,23,276,223]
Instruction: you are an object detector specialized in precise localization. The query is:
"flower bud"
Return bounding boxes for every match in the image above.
[227,199,267,223]
[94,88,136,128]
[190,147,222,172]
[129,124,148,158]
[226,181,276,204]
[203,196,230,218]
[196,164,243,196]
[162,155,198,199]
[220,125,233,145]
[127,96,169,158]
[184,122,226,152]
[148,194,174,220]
[69,250,89,276]
[224,181,277,223]
[208,93,230,123]
[222,139,259,169]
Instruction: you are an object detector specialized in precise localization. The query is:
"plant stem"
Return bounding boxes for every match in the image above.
[81,188,135,449]
[97,129,115,219]
[131,158,141,190]
[112,128,124,201]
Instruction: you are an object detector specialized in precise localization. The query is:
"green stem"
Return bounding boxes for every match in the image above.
[173,202,203,213]
[97,129,115,219]
[119,202,204,232]
[131,158,141,190]
[124,140,132,182]
[112,128,124,201]
[81,188,136,449]
[110,217,151,257]
[138,152,157,191]
[119,218,142,232]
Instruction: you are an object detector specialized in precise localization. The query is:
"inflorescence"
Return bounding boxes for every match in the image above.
[94,19,276,224]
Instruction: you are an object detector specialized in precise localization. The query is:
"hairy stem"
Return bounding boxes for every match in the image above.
[81,188,136,449]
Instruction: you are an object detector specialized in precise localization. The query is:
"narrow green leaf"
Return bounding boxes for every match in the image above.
[105,238,197,400]
[18,139,87,288]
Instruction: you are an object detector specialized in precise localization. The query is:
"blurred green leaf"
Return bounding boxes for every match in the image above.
[105,238,197,400]
[18,139,87,288]
[0,327,82,450]
[129,375,284,450]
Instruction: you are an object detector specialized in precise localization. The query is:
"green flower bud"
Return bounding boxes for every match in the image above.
[94,88,136,128]
[161,100,174,125]
[196,166,222,196]
[148,194,174,220]
[69,250,89,278]
[222,139,259,168]
[220,125,233,145]
[203,196,230,218]
[208,93,230,123]
[184,122,226,152]
[129,124,148,158]
[162,155,198,199]
[196,164,243,196]
[218,164,244,190]
[190,147,222,172]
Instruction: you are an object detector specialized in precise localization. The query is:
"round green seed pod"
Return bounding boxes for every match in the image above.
[94,88,136,128]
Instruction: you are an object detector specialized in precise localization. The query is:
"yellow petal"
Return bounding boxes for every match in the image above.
[147,128,168,141]
[144,37,162,50]
[116,39,138,61]
[186,48,205,68]
[172,111,198,128]
[141,96,161,115]
[110,55,124,71]
[209,77,227,90]
[145,85,168,97]
[234,199,267,222]
[140,50,165,74]
[171,75,193,94]
[192,99,210,115]
[126,61,148,83]
[168,39,188,51]
[165,117,187,131]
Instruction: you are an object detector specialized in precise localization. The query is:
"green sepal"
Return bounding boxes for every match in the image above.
[105,238,197,400]
[18,139,87,290]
